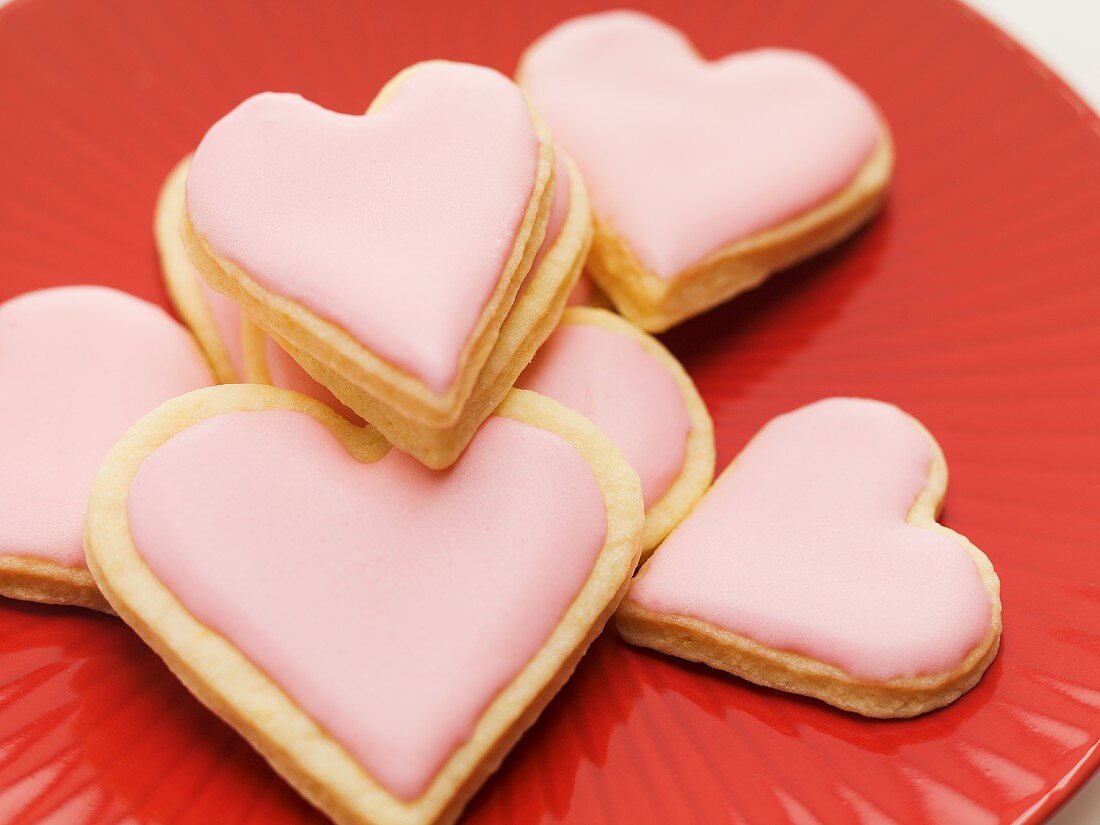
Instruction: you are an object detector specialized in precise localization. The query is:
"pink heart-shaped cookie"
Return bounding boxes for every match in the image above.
[161,145,593,460]
[185,61,551,417]
[517,307,714,553]
[519,11,890,330]
[0,287,212,610]
[86,386,642,825]
[619,398,1001,717]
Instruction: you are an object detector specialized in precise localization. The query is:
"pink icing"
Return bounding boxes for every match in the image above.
[529,154,570,274]
[515,154,571,305]
[629,398,993,681]
[127,410,607,799]
[518,322,690,508]
[566,274,597,307]
[0,287,211,568]
[521,11,881,278]
[264,338,363,424]
[187,62,540,395]
[197,277,245,376]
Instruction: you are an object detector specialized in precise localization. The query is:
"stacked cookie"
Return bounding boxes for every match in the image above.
[0,12,1003,825]
[181,61,591,469]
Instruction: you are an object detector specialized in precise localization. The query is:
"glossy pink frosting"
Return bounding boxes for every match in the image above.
[521,11,881,278]
[198,277,245,376]
[128,410,607,799]
[529,154,570,274]
[0,287,211,567]
[187,62,540,394]
[630,398,993,681]
[518,322,690,508]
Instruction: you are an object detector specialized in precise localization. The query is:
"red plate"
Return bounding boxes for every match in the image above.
[1,0,1099,822]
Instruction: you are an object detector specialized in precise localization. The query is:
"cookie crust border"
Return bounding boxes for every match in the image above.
[0,556,111,613]
[85,384,643,825]
[155,155,239,383]
[617,402,1002,718]
[183,61,556,429]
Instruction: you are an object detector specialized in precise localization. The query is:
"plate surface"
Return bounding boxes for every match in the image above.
[1,0,1099,822]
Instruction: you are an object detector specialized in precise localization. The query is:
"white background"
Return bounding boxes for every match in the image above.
[966,0,1100,112]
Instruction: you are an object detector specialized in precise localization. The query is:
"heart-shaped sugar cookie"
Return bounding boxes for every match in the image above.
[161,149,594,440]
[259,151,593,468]
[0,287,212,611]
[519,11,892,331]
[618,398,1001,717]
[86,385,642,825]
[184,61,554,442]
[517,307,713,554]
